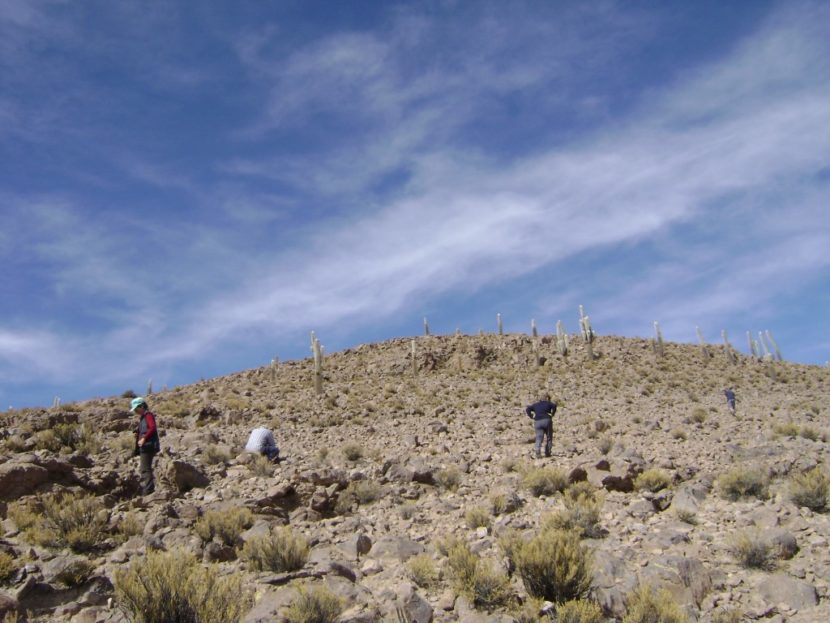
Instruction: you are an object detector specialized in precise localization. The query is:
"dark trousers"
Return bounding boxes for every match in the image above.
[140,452,155,495]
[534,418,553,457]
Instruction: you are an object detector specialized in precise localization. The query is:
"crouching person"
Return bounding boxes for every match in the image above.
[131,397,161,495]
[245,426,280,462]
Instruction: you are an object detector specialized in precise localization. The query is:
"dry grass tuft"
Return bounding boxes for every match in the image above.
[522,467,568,497]
[718,467,768,501]
[285,585,344,623]
[789,467,829,512]
[622,585,688,623]
[240,527,309,572]
[514,529,592,604]
[115,548,252,623]
[194,507,254,546]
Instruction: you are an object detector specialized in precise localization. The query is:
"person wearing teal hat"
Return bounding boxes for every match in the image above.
[131,396,161,495]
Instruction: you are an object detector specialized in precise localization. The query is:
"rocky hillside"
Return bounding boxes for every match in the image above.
[1,334,828,623]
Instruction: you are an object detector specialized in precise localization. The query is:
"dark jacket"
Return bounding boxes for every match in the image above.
[137,411,161,454]
[526,400,557,421]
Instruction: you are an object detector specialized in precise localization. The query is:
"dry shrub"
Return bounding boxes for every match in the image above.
[556,599,604,623]
[799,426,820,441]
[0,551,17,584]
[514,529,592,603]
[522,467,568,497]
[718,467,768,501]
[399,502,416,519]
[248,454,275,477]
[436,466,462,491]
[690,408,707,424]
[335,480,384,514]
[54,558,94,587]
[203,446,233,465]
[194,507,254,546]
[731,531,777,570]
[622,585,688,623]
[3,434,28,453]
[773,422,799,438]
[117,512,143,540]
[672,429,687,441]
[541,490,603,538]
[241,527,309,572]
[711,607,743,623]
[285,585,343,623]
[34,429,63,452]
[115,548,252,623]
[789,467,829,512]
[597,436,613,456]
[407,554,438,588]
[14,492,109,553]
[445,539,511,610]
[341,443,363,461]
[465,507,491,530]
[635,468,671,493]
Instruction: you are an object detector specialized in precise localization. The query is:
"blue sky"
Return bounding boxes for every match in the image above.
[2,1,829,408]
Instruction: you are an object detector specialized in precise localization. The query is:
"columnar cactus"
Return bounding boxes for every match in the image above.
[653,321,665,357]
[52,396,61,409]
[497,313,503,336]
[270,357,278,382]
[423,317,430,337]
[696,326,710,359]
[146,379,153,396]
[721,330,737,364]
[531,319,538,337]
[746,331,758,359]
[311,331,324,395]
[556,320,568,355]
[765,330,783,362]
[758,331,772,360]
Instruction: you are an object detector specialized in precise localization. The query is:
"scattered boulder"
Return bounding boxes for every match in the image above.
[163,460,210,493]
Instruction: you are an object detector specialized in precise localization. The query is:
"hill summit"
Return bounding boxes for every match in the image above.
[1,333,828,623]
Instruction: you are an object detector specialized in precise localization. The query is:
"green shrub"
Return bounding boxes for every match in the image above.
[515,529,592,603]
[0,551,17,584]
[194,508,254,546]
[731,531,777,570]
[436,467,462,491]
[241,527,309,572]
[2,434,27,453]
[407,554,438,588]
[556,599,604,623]
[465,507,491,530]
[34,429,63,452]
[115,548,252,623]
[285,585,343,623]
[341,443,363,461]
[496,529,525,576]
[445,539,479,589]
[622,585,688,623]
[635,469,671,493]
[718,467,769,501]
[789,467,829,512]
[522,467,568,497]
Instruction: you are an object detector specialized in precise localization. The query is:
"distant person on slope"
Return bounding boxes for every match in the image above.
[131,397,161,495]
[723,388,736,416]
[525,393,557,458]
[245,426,280,462]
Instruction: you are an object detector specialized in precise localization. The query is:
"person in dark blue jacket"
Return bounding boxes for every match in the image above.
[525,393,557,458]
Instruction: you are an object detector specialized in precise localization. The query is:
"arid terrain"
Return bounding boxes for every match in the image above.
[1,333,828,623]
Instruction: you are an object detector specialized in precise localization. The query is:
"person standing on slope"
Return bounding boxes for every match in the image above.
[131,397,161,495]
[525,393,557,458]
[723,388,737,416]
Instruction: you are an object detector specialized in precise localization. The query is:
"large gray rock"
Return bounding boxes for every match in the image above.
[757,574,817,610]
[163,460,210,492]
[368,536,424,562]
[0,463,49,500]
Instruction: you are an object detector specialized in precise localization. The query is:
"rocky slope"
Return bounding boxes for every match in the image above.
[0,334,828,623]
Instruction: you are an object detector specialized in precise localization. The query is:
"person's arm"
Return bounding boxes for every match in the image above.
[525,405,533,418]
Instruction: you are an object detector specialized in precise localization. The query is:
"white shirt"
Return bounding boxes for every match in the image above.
[245,427,277,453]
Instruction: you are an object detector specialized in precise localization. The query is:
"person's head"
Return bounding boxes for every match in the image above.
[541,393,551,402]
[130,397,148,415]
